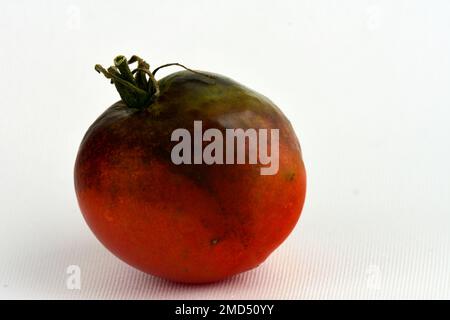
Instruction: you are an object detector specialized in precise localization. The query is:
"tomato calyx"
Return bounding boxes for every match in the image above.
[95,55,159,109]
[95,55,214,109]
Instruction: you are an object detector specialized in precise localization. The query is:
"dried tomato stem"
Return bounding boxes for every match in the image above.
[152,63,214,79]
[95,55,213,109]
[95,55,158,109]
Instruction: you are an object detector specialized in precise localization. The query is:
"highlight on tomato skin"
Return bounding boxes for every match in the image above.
[74,55,307,283]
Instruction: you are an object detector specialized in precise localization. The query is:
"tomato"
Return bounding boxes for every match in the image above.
[74,55,306,283]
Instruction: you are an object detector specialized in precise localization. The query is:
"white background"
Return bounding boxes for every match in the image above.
[1,0,450,299]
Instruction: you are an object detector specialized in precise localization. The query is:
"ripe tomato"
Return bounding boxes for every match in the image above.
[74,55,306,283]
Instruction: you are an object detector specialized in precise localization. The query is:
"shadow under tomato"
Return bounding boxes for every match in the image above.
[1,226,317,299]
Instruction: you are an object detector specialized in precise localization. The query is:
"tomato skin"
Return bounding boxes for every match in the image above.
[74,71,306,283]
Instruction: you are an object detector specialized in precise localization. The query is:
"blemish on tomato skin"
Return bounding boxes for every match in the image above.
[181,249,190,260]
[285,172,296,182]
[174,206,184,215]
[104,211,114,222]
[210,239,219,245]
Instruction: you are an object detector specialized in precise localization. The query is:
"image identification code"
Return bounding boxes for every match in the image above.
[175,304,274,317]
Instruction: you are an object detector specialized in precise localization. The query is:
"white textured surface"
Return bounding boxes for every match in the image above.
[1,0,450,299]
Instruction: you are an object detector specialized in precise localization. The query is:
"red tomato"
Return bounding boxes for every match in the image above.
[74,56,306,283]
